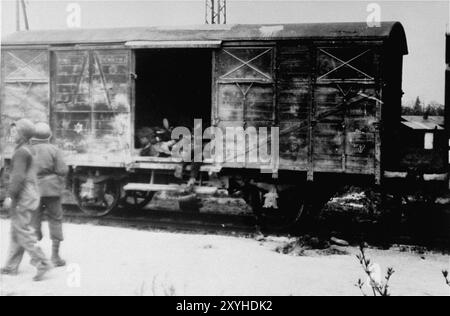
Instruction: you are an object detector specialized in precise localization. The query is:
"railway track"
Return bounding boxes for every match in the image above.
[66,208,259,237]
[58,206,450,249]
[1,204,448,249]
[0,205,260,238]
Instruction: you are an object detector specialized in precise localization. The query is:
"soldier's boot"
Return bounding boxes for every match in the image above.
[0,267,19,276]
[33,261,52,282]
[30,257,40,267]
[51,241,66,267]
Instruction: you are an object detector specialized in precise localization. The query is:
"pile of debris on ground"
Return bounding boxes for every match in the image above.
[315,185,450,245]
[316,186,385,239]
[321,186,383,222]
[270,235,351,257]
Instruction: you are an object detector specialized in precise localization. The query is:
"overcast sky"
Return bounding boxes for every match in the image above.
[1,0,449,105]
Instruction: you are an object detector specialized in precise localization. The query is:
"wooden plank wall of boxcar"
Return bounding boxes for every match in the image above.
[446,33,450,166]
[0,49,50,158]
[214,41,381,179]
[276,42,311,171]
[312,45,380,177]
[214,45,277,168]
[51,49,132,165]
[0,49,50,199]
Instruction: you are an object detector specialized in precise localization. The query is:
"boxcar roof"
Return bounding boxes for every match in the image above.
[2,21,407,51]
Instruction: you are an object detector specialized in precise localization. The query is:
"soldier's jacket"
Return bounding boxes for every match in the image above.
[32,140,68,197]
[8,144,40,211]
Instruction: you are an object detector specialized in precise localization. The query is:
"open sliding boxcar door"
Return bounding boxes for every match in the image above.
[0,49,50,160]
[50,48,133,167]
[214,45,276,169]
[313,45,382,182]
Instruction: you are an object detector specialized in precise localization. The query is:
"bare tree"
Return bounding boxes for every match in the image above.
[443,271,450,288]
[356,245,395,296]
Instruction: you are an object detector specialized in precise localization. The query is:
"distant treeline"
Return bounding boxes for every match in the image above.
[402,97,444,116]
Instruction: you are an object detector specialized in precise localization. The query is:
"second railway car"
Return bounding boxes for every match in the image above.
[447,31,450,167]
[1,22,446,227]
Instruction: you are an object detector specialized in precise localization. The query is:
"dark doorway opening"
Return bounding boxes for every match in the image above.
[134,49,212,146]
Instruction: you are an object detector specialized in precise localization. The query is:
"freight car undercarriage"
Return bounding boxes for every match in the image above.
[69,159,310,231]
[67,158,449,232]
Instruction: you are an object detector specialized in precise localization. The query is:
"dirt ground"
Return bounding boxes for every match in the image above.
[0,219,448,296]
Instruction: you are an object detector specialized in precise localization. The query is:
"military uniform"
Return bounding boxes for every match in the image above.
[1,119,52,281]
[31,123,69,267]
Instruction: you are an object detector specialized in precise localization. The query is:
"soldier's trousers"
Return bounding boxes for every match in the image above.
[31,197,64,242]
[3,205,48,271]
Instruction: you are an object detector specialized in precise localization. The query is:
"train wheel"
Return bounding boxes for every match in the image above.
[72,178,120,217]
[249,186,306,232]
[121,191,155,210]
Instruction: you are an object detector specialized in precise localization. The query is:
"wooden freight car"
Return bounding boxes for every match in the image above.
[447,31,450,166]
[1,22,428,225]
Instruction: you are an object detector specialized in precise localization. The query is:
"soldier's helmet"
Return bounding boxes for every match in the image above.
[15,119,36,141]
[34,122,53,140]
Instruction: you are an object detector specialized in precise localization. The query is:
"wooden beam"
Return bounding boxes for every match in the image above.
[21,0,29,30]
[16,0,20,32]
[123,183,218,195]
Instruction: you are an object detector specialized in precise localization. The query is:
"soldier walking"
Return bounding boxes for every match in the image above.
[1,119,52,281]
[31,122,69,267]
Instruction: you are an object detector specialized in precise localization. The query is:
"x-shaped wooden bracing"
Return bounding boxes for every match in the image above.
[221,49,273,81]
[318,49,374,81]
[4,82,34,111]
[6,52,47,81]
[4,52,48,109]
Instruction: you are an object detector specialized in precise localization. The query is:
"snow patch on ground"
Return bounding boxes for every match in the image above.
[329,192,367,208]
[0,220,448,296]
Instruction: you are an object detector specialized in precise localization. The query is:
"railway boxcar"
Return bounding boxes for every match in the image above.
[392,116,447,178]
[2,22,442,227]
[447,31,450,171]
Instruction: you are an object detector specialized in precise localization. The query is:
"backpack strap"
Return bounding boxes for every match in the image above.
[21,145,32,156]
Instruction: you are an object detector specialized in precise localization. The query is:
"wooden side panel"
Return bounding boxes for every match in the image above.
[313,84,378,174]
[279,121,309,169]
[278,80,309,121]
[218,83,274,122]
[313,45,380,176]
[277,44,311,169]
[53,51,90,111]
[51,49,132,165]
[446,34,450,168]
[92,51,131,112]
[0,50,49,159]
[214,46,276,169]
[216,120,275,168]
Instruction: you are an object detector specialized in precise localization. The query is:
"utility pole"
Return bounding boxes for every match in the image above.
[16,0,30,31]
[205,0,227,24]
[21,0,29,30]
[16,0,20,31]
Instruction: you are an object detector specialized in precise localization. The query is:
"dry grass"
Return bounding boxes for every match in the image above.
[135,274,184,296]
